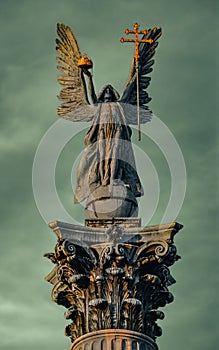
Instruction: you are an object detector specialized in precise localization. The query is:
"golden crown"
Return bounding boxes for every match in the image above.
[77,54,93,69]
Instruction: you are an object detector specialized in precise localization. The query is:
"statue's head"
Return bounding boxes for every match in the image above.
[97,84,120,103]
[103,87,114,102]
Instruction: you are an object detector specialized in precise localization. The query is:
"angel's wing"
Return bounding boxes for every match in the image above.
[56,23,92,120]
[119,27,162,108]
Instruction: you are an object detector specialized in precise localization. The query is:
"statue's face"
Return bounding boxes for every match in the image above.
[103,87,113,102]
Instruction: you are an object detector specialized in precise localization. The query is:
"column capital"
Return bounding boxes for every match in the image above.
[45,220,183,345]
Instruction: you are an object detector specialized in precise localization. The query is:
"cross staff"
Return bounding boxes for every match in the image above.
[120,23,153,141]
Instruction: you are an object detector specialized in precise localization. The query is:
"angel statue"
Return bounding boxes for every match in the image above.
[56,23,161,219]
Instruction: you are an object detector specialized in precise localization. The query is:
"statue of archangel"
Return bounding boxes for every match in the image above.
[56,23,161,219]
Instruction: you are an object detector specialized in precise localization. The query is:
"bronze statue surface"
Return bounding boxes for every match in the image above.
[56,23,162,218]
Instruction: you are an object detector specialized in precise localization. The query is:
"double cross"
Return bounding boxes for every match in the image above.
[120,23,154,141]
[120,22,153,63]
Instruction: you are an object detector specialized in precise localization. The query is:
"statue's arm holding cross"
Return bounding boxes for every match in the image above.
[55,23,162,126]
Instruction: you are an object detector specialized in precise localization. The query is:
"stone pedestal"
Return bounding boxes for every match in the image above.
[71,329,158,350]
[45,219,182,349]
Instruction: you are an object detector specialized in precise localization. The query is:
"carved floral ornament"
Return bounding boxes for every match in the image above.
[45,221,182,343]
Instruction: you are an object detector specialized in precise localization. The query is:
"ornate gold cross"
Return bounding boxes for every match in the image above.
[120,22,153,63]
[120,23,154,141]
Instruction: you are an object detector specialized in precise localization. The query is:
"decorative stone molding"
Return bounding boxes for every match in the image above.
[45,220,182,345]
[70,329,158,350]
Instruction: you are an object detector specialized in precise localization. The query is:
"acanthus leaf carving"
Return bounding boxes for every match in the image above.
[45,222,182,343]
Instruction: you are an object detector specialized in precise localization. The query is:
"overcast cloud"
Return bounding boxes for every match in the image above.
[0,0,218,349]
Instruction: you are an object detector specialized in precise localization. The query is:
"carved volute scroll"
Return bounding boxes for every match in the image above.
[45,220,182,344]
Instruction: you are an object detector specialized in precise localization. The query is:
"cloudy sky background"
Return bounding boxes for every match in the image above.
[0,0,218,349]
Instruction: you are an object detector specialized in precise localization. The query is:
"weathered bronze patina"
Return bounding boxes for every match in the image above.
[55,23,161,216]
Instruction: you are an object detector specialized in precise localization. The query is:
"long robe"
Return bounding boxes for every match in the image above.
[74,102,147,203]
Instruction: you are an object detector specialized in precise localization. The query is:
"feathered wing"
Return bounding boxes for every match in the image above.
[119,27,162,119]
[56,23,94,121]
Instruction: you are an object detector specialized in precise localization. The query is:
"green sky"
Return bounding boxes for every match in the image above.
[0,0,218,349]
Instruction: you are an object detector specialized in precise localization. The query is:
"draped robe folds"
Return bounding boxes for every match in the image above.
[74,102,144,204]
